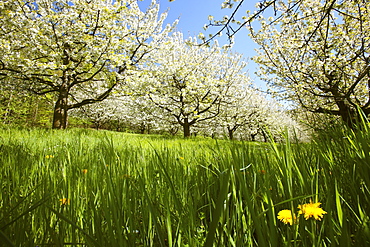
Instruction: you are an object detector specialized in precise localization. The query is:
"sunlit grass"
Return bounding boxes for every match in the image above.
[0,124,369,246]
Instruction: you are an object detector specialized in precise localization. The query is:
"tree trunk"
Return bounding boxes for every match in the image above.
[183,118,191,138]
[169,126,179,136]
[332,88,358,130]
[3,92,12,124]
[228,127,234,140]
[139,123,146,134]
[251,133,257,141]
[338,104,357,130]
[33,99,39,126]
[52,86,69,129]
[93,121,102,130]
[262,130,268,142]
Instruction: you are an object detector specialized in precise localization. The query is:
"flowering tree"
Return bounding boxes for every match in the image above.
[113,95,168,134]
[201,85,304,141]
[203,0,342,44]
[202,0,279,44]
[216,84,266,140]
[141,33,247,137]
[0,0,175,129]
[72,98,120,130]
[249,0,370,128]
[73,92,173,133]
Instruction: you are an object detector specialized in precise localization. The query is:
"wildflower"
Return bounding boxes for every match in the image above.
[298,201,327,220]
[277,209,295,225]
[259,169,266,174]
[45,155,54,159]
[179,157,184,160]
[59,198,70,205]
[82,169,88,174]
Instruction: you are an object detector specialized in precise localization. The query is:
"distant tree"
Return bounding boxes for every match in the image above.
[202,86,303,141]
[72,99,119,130]
[216,84,265,140]
[141,33,248,137]
[0,0,175,129]
[0,80,53,127]
[73,92,170,133]
[110,95,165,134]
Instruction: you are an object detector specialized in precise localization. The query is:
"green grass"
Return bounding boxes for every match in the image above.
[0,124,369,246]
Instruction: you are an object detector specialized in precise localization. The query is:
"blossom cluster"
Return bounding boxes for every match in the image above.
[277,201,327,225]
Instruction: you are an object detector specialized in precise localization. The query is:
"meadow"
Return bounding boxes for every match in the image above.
[0,123,369,246]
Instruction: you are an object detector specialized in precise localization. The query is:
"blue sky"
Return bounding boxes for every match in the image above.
[138,0,266,89]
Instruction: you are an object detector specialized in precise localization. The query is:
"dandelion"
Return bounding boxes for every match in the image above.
[298,201,327,220]
[59,198,70,205]
[277,209,296,225]
[82,169,88,174]
[45,155,54,159]
[179,157,184,160]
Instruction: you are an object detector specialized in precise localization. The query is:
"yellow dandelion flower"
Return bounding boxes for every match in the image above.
[179,157,184,160]
[59,198,70,205]
[82,169,88,174]
[298,201,327,220]
[277,209,295,225]
[45,155,54,159]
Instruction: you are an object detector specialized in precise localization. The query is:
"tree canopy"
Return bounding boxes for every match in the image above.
[0,0,176,128]
[0,0,304,139]
[204,0,369,128]
[141,32,248,137]
[249,0,370,127]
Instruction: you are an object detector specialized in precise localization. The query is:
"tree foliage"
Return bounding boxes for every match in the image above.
[205,0,370,128]
[0,0,175,129]
[250,0,370,128]
[0,80,53,127]
[141,32,248,137]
